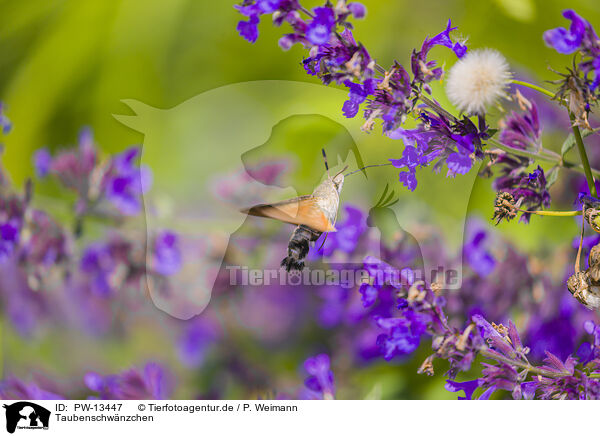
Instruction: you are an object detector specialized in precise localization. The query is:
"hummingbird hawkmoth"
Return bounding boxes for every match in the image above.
[242,150,347,271]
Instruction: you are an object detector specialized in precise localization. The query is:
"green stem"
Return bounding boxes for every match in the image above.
[489,139,560,164]
[418,95,458,122]
[524,209,582,217]
[488,138,600,178]
[511,80,556,99]
[570,112,597,197]
[480,349,566,378]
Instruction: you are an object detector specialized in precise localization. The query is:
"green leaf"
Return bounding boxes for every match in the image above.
[546,165,560,188]
[561,134,576,157]
[486,128,498,139]
[561,129,598,157]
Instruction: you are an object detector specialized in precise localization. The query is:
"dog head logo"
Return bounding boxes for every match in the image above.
[114,80,478,319]
[3,402,50,433]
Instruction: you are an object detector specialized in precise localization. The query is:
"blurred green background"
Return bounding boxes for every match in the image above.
[1,0,598,399]
[1,0,597,247]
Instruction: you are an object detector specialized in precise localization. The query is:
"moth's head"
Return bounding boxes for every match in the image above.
[331,165,348,193]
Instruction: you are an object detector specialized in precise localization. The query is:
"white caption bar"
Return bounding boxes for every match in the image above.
[1,400,594,435]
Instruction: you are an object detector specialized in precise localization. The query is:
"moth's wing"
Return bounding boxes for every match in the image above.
[316,203,340,250]
[242,195,336,233]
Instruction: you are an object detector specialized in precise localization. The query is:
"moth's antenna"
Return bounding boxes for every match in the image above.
[334,165,349,177]
[321,148,330,177]
[345,162,393,177]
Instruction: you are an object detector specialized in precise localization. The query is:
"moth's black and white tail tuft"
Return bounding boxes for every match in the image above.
[281,225,322,271]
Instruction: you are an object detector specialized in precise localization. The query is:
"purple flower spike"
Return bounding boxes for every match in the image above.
[33,148,52,178]
[177,315,221,367]
[80,243,116,297]
[0,221,20,263]
[0,376,64,400]
[153,230,182,276]
[463,218,496,277]
[85,362,173,400]
[103,147,152,216]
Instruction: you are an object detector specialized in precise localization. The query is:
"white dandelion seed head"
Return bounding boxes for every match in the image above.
[445,48,512,115]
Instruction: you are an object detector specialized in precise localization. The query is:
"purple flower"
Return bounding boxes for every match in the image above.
[46,128,97,194]
[313,204,367,257]
[376,318,422,359]
[342,79,376,118]
[446,241,535,325]
[245,159,290,185]
[544,10,600,91]
[526,315,577,362]
[543,10,588,54]
[389,139,430,172]
[445,379,481,400]
[398,170,418,191]
[0,376,64,400]
[492,102,541,192]
[463,218,496,277]
[498,102,541,151]
[388,111,487,189]
[498,165,551,223]
[0,103,12,135]
[306,7,335,46]
[389,133,433,191]
[176,315,221,367]
[237,15,260,43]
[303,354,335,399]
[0,221,20,262]
[0,258,50,337]
[492,103,550,221]
[153,231,182,276]
[235,1,300,44]
[103,147,152,216]
[412,20,466,89]
[363,62,413,133]
[316,285,348,328]
[446,152,472,176]
[303,28,374,85]
[85,362,173,400]
[473,315,519,358]
[347,3,366,19]
[359,283,378,308]
[80,243,116,297]
[33,148,52,178]
[20,210,69,269]
[363,255,402,289]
